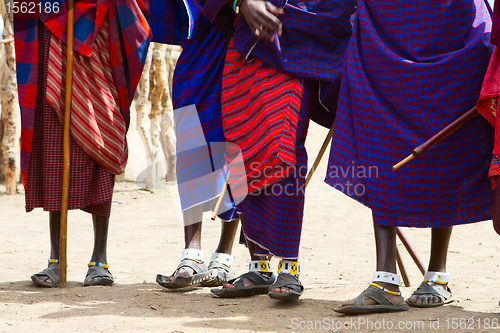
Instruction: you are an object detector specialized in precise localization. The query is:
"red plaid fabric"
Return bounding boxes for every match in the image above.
[26,23,114,216]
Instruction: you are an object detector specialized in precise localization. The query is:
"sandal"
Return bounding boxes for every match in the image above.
[156,249,209,289]
[200,252,235,287]
[268,260,303,301]
[334,272,409,314]
[211,260,276,298]
[84,262,114,286]
[406,272,453,308]
[31,259,60,288]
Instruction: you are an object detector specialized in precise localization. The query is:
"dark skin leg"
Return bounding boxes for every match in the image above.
[85,215,111,283]
[407,226,452,305]
[169,218,240,280]
[341,221,402,307]
[39,212,110,284]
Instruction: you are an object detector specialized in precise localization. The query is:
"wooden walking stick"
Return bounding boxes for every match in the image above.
[395,247,410,287]
[59,0,76,288]
[396,228,425,275]
[393,106,479,170]
[305,123,335,187]
[303,122,425,276]
[211,171,230,220]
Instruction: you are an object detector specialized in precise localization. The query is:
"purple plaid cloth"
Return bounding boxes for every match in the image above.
[326,0,494,228]
[193,0,355,128]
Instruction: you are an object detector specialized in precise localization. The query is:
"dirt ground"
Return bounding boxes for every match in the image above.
[1,122,500,333]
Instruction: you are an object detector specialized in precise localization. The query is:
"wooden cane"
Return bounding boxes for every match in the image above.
[396,247,410,287]
[303,122,423,276]
[305,122,335,187]
[396,228,425,275]
[211,171,230,220]
[59,0,75,288]
[393,106,479,170]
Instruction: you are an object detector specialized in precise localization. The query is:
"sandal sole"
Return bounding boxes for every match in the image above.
[268,291,302,301]
[334,304,410,314]
[156,272,210,290]
[84,277,114,287]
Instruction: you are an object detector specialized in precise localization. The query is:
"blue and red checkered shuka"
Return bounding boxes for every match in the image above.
[326,0,494,228]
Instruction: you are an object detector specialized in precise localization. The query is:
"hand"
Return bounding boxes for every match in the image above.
[239,0,284,42]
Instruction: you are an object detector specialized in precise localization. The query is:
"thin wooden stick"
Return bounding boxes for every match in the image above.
[305,122,334,187]
[393,106,478,170]
[396,227,425,276]
[211,170,230,220]
[303,122,425,276]
[396,246,410,287]
[59,0,75,288]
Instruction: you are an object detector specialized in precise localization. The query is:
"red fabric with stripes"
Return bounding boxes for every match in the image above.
[221,39,305,197]
[25,23,114,216]
[46,17,128,175]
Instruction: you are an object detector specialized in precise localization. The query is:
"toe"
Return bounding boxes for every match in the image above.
[341,299,356,307]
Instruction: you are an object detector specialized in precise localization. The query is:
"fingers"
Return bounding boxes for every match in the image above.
[265,2,284,17]
[241,0,284,42]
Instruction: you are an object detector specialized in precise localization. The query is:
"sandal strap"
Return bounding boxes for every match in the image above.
[86,266,113,279]
[354,288,404,307]
[423,271,450,285]
[88,262,109,269]
[372,271,401,286]
[181,249,205,264]
[228,271,276,288]
[173,259,208,276]
[277,260,300,276]
[208,261,232,273]
[249,260,271,273]
[210,252,233,268]
[412,281,452,300]
[269,273,304,293]
[34,267,60,284]
[369,283,402,296]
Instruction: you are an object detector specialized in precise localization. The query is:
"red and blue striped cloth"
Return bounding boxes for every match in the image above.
[15,0,152,187]
[193,0,355,128]
[326,0,494,228]
[222,39,312,259]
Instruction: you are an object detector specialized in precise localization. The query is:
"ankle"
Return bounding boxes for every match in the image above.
[371,271,401,293]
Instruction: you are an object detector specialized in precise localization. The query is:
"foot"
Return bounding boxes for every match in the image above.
[84,262,114,286]
[168,260,205,281]
[36,261,60,285]
[85,265,110,284]
[339,282,403,308]
[270,274,300,293]
[406,281,451,306]
[223,272,273,289]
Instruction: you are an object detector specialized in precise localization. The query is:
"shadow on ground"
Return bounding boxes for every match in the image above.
[2,281,500,332]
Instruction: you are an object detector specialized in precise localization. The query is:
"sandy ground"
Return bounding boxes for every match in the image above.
[1,122,500,333]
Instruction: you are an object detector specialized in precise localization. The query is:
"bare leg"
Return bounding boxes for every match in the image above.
[214,219,239,255]
[36,212,61,284]
[168,221,202,281]
[407,226,452,305]
[340,219,402,307]
[86,215,111,283]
